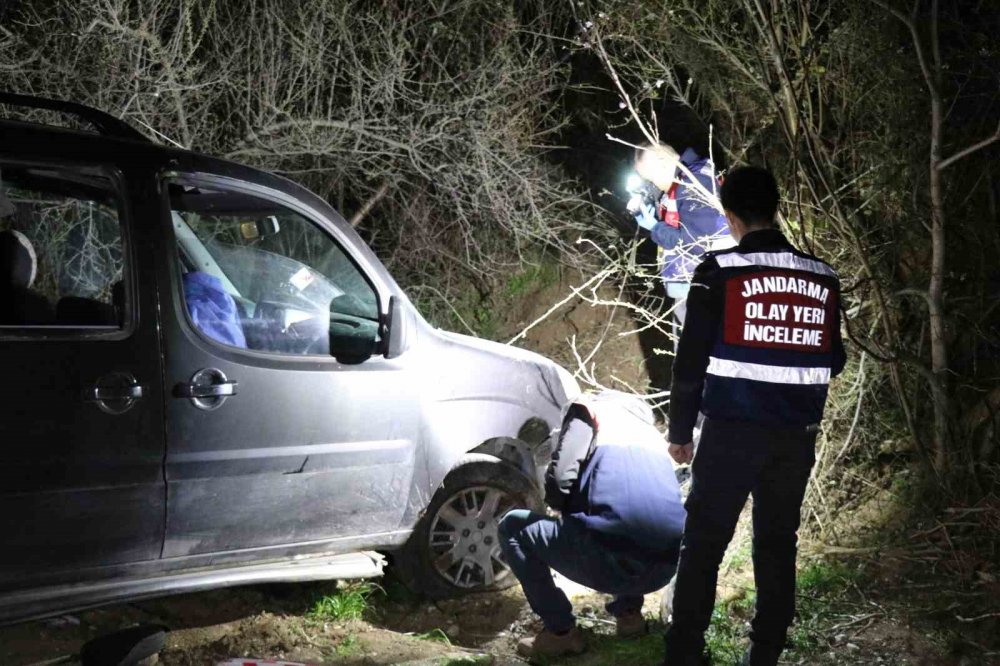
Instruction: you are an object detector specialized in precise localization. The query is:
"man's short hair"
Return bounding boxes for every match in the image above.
[720,166,780,227]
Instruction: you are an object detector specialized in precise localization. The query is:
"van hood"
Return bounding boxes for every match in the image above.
[432,330,581,414]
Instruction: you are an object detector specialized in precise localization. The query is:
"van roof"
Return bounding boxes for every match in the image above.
[0,91,149,143]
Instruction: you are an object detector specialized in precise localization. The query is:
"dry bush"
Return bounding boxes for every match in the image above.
[571,0,1000,481]
[0,0,603,330]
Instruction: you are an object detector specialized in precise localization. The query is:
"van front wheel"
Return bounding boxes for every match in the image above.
[393,453,543,599]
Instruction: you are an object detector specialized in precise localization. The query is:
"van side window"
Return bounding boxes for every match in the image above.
[0,164,127,330]
[169,180,380,357]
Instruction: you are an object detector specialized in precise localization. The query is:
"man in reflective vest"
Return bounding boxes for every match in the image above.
[499,390,686,662]
[662,167,847,666]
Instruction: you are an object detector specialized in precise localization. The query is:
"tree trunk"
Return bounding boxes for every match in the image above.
[925,0,950,472]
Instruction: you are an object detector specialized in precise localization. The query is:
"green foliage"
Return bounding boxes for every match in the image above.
[308,582,380,622]
[417,252,562,340]
[797,561,856,598]
[440,657,492,666]
[334,633,361,656]
[412,628,452,645]
[786,561,859,657]
[700,561,862,662]
[586,631,664,664]
[505,260,559,299]
[705,589,754,663]
[722,541,752,572]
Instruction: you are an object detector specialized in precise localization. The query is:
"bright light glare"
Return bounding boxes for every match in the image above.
[625,173,642,192]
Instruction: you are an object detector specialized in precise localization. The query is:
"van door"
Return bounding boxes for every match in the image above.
[157,172,418,558]
[0,160,165,586]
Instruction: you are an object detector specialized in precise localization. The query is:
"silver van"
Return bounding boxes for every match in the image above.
[0,93,579,622]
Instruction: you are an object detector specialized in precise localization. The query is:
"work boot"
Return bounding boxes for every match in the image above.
[516,626,586,662]
[616,611,648,638]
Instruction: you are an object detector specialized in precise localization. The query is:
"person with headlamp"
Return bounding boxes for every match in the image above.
[626,143,733,330]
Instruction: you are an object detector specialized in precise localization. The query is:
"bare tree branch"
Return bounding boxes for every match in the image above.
[937,120,1000,171]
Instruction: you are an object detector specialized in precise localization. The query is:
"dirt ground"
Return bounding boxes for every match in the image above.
[0,555,970,666]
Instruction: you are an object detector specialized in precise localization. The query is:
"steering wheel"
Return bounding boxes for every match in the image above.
[253,298,326,355]
[286,315,330,355]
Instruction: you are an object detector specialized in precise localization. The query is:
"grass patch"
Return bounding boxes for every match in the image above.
[471,259,558,339]
[787,560,859,655]
[308,581,380,622]
[540,628,665,665]
[440,656,492,665]
[722,541,752,572]
[797,560,856,598]
[587,631,664,664]
[334,633,362,657]
[705,588,754,663]
[412,628,452,645]
[378,572,423,605]
[412,253,562,341]
[504,261,559,299]
[705,560,862,661]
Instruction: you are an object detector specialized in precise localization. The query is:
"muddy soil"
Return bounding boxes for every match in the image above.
[0,580,479,666]
[0,565,964,666]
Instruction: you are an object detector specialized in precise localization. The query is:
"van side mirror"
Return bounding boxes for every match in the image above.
[385,296,407,359]
[329,293,378,364]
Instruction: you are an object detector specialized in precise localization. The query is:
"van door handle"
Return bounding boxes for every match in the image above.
[173,368,237,411]
[85,372,144,415]
[174,381,238,399]
[89,385,145,400]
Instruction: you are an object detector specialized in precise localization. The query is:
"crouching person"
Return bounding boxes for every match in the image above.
[499,390,686,662]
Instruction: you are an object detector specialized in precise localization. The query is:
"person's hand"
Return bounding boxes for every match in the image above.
[626,194,643,214]
[668,442,694,465]
[633,202,659,231]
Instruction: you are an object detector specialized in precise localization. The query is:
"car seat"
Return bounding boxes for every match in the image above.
[0,229,54,325]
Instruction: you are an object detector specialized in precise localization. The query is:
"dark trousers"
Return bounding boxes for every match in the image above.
[499,510,677,633]
[663,418,816,664]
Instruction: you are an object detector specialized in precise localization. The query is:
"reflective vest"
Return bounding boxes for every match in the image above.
[703,245,842,426]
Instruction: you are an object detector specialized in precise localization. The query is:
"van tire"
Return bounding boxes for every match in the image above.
[393,453,543,599]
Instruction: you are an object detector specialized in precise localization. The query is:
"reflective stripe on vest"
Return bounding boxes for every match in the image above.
[715,251,838,278]
[707,357,831,385]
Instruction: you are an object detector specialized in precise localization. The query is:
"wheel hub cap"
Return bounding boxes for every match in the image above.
[428,486,516,589]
